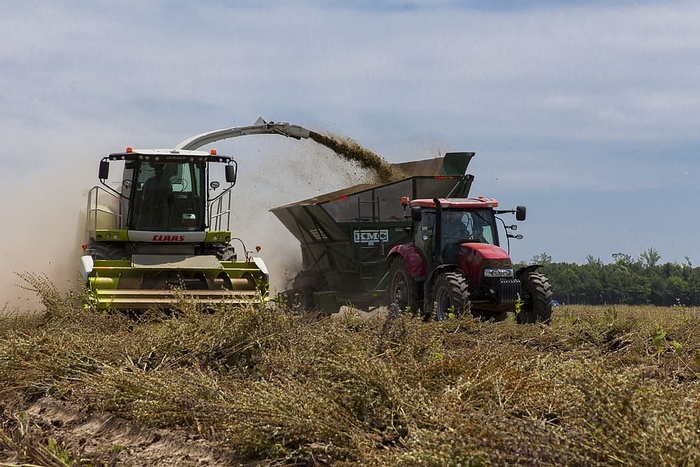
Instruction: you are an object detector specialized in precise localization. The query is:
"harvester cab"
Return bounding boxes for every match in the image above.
[97,149,238,233]
[80,118,311,311]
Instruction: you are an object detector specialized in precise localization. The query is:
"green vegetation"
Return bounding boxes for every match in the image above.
[1,275,699,465]
[528,248,700,306]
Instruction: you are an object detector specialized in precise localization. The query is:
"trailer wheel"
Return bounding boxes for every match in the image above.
[431,272,470,321]
[517,272,553,324]
[388,258,420,316]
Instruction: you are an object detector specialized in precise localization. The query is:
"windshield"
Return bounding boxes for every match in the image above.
[442,209,497,245]
[128,160,206,231]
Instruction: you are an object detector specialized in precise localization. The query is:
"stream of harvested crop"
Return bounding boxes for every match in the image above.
[308,131,402,183]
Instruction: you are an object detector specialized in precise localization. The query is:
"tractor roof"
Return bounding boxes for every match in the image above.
[107,148,232,163]
[410,197,499,209]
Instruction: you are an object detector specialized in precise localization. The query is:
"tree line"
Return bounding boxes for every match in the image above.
[519,248,699,306]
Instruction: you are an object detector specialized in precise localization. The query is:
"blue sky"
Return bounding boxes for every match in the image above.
[1,1,698,303]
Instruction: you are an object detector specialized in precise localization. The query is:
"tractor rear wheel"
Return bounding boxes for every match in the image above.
[517,272,553,324]
[431,272,470,321]
[388,257,420,316]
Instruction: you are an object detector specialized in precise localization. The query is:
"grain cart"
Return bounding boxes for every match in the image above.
[272,152,552,323]
[79,118,310,311]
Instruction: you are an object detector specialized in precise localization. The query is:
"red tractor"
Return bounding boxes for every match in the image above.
[387,196,553,323]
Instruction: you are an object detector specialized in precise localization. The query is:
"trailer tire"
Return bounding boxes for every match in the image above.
[388,257,420,316]
[517,272,553,324]
[431,272,470,321]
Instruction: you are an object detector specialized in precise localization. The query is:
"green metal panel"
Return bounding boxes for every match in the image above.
[440,152,475,175]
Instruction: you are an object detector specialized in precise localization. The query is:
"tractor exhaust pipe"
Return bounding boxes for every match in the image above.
[433,197,443,265]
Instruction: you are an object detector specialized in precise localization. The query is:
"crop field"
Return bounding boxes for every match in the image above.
[1,275,699,466]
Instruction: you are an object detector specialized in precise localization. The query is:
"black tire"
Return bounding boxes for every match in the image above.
[430,272,470,321]
[517,272,553,324]
[387,257,420,316]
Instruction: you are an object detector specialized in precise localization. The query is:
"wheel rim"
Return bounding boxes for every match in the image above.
[391,272,408,309]
[435,287,451,320]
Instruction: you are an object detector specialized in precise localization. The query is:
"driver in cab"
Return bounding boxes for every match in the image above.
[142,163,172,229]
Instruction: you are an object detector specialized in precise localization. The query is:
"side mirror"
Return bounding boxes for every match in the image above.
[98,160,110,180]
[515,205,526,221]
[411,206,422,222]
[225,164,237,184]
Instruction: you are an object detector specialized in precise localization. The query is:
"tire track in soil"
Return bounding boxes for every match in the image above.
[1,396,240,466]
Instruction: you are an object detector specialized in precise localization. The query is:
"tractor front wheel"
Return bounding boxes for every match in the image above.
[388,257,420,316]
[517,272,553,324]
[431,272,470,321]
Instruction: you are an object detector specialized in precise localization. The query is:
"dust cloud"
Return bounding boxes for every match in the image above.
[222,134,386,294]
[0,155,95,314]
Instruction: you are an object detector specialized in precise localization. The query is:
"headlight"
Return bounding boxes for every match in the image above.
[483,268,514,278]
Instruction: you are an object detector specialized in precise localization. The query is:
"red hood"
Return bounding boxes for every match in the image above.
[462,242,511,260]
[459,242,512,286]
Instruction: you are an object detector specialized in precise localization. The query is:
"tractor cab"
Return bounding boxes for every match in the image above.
[410,197,503,267]
[437,208,499,263]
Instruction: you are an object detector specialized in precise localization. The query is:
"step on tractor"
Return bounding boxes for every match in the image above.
[272,152,553,323]
[79,118,311,311]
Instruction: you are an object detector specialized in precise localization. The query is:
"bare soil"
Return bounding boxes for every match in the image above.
[3,397,241,466]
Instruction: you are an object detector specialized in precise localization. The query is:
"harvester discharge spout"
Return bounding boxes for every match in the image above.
[175,117,311,150]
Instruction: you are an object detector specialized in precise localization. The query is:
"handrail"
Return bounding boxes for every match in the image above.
[85,186,122,241]
[208,188,232,231]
